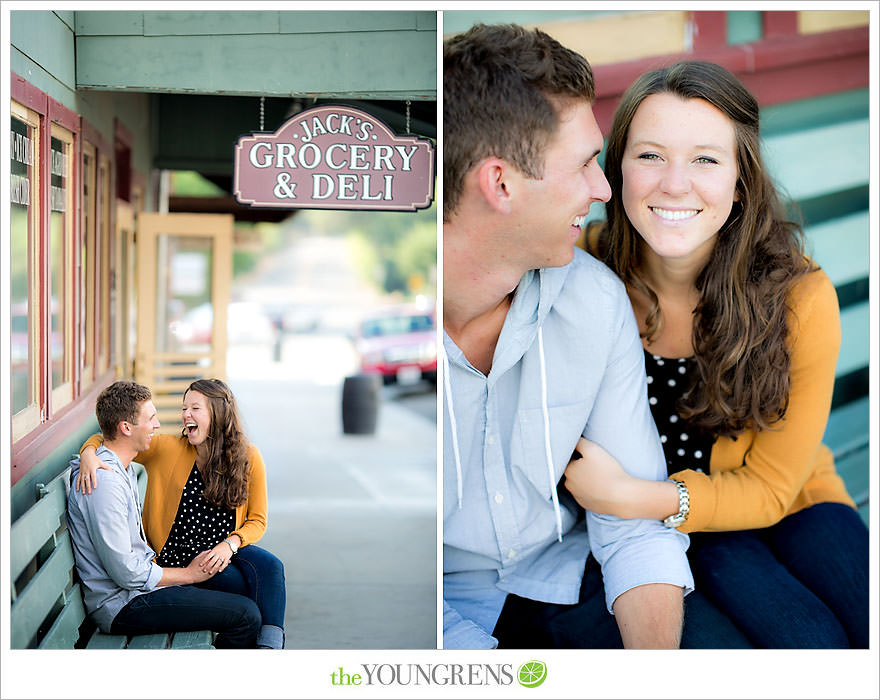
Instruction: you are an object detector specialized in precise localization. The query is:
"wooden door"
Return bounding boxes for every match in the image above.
[135,213,233,431]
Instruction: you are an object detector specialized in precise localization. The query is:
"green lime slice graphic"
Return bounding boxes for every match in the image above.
[517,660,547,688]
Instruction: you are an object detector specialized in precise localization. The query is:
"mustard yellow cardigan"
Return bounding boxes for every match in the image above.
[670,268,855,532]
[82,433,268,553]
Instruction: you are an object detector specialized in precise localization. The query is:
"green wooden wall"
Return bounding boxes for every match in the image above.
[74,11,436,100]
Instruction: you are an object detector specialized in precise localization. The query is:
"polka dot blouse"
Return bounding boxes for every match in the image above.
[644,350,713,477]
[156,462,236,568]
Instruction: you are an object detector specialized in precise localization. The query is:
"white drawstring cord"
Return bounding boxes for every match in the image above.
[442,347,464,510]
[538,327,564,543]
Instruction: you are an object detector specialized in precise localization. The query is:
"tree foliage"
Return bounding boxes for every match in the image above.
[289,202,437,298]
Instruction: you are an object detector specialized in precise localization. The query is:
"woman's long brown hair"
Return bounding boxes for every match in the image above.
[184,378,250,508]
[597,61,812,437]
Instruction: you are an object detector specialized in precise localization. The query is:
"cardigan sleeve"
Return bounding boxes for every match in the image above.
[80,432,170,475]
[672,269,841,532]
[232,444,268,547]
[81,433,103,452]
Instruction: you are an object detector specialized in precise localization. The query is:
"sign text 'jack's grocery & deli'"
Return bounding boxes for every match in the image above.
[233,105,434,212]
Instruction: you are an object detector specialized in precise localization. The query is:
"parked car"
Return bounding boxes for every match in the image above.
[354,304,437,386]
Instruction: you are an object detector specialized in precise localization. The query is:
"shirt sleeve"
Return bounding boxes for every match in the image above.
[443,599,499,649]
[583,285,693,613]
[673,270,843,532]
[73,456,162,591]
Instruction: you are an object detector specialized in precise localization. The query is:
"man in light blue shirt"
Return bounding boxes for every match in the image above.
[67,381,260,647]
[442,24,745,650]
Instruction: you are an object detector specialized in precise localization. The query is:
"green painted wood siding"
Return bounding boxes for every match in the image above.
[10,11,76,90]
[74,11,436,99]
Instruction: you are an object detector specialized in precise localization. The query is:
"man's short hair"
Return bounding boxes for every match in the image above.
[96,381,152,440]
[443,23,595,220]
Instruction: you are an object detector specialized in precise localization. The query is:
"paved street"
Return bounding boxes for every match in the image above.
[225,232,437,649]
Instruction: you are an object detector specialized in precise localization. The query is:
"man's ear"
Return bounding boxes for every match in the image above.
[475,157,514,214]
[118,421,133,437]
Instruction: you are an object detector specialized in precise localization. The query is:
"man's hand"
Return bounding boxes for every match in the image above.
[158,552,217,587]
[564,437,635,516]
[186,552,217,584]
[613,583,683,649]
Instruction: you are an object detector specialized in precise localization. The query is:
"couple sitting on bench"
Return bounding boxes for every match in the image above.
[67,379,285,649]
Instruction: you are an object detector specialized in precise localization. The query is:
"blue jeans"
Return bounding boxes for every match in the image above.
[196,544,286,647]
[111,585,261,649]
[492,554,752,648]
[689,502,868,648]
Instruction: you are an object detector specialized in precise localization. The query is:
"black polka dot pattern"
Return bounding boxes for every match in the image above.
[156,462,236,568]
[644,350,712,477]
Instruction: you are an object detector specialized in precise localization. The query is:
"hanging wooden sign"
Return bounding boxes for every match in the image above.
[233,105,434,212]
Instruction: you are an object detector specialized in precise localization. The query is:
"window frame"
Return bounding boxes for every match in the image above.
[79,139,97,391]
[47,116,78,414]
[80,119,116,387]
[10,99,43,442]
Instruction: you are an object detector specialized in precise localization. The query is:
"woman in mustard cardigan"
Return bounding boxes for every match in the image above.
[563,61,867,648]
[77,378,286,649]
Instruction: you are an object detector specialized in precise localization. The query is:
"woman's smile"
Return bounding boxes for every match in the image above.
[622,93,739,265]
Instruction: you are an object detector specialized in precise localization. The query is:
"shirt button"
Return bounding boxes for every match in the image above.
[507,549,516,559]
[494,492,504,504]
[487,434,496,445]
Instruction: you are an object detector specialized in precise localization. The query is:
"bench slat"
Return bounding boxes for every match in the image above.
[835,445,870,509]
[86,631,128,649]
[806,211,869,289]
[837,302,869,377]
[86,629,215,650]
[11,530,76,649]
[126,634,171,649]
[10,472,69,583]
[823,395,869,458]
[38,584,87,649]
[764,119,869,201]
[171,630,215,649]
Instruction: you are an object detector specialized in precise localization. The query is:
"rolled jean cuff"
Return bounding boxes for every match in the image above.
[258,623,284,649]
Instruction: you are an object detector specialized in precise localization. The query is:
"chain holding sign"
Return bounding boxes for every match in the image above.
[233,105,434,212]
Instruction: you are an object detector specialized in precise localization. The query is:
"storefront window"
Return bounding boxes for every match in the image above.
[49,125,74,409]
[10,104,40,435]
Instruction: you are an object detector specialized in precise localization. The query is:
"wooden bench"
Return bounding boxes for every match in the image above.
[10,465,214,649]
[764,115,871,525]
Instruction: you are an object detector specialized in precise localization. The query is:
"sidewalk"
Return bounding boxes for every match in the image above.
[227,341,437,649]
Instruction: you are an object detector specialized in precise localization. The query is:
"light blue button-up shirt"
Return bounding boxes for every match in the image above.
[443,249,693,648]
[67,447,163,632]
